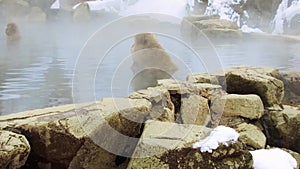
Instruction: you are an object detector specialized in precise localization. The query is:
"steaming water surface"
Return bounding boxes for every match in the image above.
[0,17,299,115]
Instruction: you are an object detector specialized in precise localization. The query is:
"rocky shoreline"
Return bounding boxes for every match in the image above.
[0,66,300,169]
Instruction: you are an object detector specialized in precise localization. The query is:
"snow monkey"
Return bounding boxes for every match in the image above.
[5,22,21,42]
[130,33,178,90]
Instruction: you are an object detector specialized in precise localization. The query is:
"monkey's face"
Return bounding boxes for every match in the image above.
[132,33,162,51]
[5,23,18,36]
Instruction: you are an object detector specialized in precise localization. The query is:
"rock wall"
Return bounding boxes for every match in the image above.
[0,66,300,169]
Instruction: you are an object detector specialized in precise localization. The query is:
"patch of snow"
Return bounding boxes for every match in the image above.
[272,0,300,34]
[193,126,240,153]
[50,0,60,9]
[51,0,194,18]
[241,25,264,33]
[118,0,194,18]
[250,148,297,169]
[73,0,124,12]
[205,0,246,27]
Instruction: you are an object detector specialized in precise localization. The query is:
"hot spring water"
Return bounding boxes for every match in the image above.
[0,0,299,115]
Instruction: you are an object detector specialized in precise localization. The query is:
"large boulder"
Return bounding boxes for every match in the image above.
[225,66,281,79]
[181,15,242,41]
[262,105,300,153]
[225,67,284,108]
[187,66,282,97]
[211,94,264,120]
[127,120,253,169]
[0,130,31,169]
[0,98,151,168]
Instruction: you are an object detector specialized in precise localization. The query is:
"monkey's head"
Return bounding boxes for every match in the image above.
[131,33,163,52]
[5,22,19,37]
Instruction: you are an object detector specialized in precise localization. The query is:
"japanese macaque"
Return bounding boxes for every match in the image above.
[130,33,178,91]
[5,22,21,42]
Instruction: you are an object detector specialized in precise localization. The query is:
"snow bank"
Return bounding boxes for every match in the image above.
[272,0,300,34]
[250,148,297,169]
[205,0,246,27]
[51,0,194,18]
[241,25,264,33]
[193,126,240,153]
[73,0,124,12]
[119,0,193,18]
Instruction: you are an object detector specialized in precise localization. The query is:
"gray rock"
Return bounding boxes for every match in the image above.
[236,123,266,149]
[0,130,31,169]
[211,94,264,120]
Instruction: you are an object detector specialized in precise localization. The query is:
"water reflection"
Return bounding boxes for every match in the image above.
[0,17,299,115]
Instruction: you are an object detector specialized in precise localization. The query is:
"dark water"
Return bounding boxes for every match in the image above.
[0,15,299,115]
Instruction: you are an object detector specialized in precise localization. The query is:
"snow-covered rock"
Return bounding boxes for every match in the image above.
[193,125,240,153]
[250,148,297,169]
[119,0,193,18]
[241,25,264,33]
[128,121,253,169]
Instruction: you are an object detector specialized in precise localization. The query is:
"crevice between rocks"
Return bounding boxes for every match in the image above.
[170,93,183,124]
